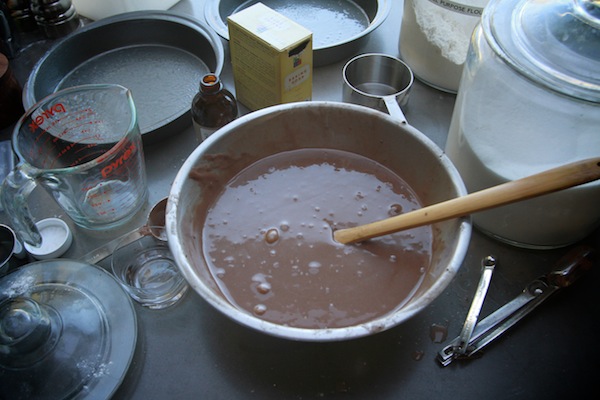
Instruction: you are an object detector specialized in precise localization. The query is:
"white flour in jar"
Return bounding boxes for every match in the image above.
[445,55,600,248]
[399,0,488,92]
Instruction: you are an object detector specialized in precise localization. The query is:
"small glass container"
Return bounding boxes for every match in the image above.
[191,73,238,142]
[111,226,188,309]
[445,0,600,249]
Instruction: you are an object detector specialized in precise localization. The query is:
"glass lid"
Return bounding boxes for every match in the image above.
[0,259,137,399]
[483,0,600,102]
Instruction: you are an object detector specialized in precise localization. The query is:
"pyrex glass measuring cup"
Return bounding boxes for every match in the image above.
[1,84,148,246]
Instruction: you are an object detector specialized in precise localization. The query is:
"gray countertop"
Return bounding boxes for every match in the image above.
[1,1,599,399]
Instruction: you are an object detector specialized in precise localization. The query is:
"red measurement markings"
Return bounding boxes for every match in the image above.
[95,207,116,215]
[27,103,66,132]
[53,119,103,144]
[101,142,137,178]
[26,106,104,169]
[88,188,110,208]
[68,144,103,168]
[81,182,115,213]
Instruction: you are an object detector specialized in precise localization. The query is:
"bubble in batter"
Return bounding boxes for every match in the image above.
[257,282,271,294]
[254,304,267,315]
[389,203,403,216]
[265,228,280,244]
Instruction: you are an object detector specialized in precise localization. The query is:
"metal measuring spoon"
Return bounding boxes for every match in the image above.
[455,256,496,355]
[80,197,168,265]
[438,245,595,366]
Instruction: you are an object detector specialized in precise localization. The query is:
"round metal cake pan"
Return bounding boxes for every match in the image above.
[204,0,391,66]
[23,11,225,144]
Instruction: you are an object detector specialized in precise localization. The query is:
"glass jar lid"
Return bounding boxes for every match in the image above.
[0,260,137,399]
[483,0,600,102]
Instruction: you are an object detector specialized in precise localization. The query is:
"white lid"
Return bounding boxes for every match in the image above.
[24,218,73,260]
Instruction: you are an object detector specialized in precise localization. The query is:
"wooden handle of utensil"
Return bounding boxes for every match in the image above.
[334,157,600,244]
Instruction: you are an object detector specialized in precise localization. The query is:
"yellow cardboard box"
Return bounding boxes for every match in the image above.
[228,3,312,111]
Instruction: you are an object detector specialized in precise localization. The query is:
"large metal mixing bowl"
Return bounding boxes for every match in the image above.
[166,102,471,341]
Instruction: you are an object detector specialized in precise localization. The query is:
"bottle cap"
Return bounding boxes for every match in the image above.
[24,218,73,260]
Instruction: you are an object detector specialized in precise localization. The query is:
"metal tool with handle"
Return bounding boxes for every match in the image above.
[438,245,596,366]
[80,197,167,265]
[455,256,496,355]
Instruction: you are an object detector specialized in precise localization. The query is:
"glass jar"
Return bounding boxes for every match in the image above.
[399,0,490,93]
[445,0,600,249]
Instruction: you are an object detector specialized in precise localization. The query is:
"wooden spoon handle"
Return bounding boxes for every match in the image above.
[334,157,600,244]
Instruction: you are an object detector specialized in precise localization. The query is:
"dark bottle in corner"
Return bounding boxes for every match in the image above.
[191,74,238,142]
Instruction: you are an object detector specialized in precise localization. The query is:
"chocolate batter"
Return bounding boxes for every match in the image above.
[200,149,432,329]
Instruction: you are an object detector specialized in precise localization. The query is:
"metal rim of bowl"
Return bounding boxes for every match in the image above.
[166,101,472,342]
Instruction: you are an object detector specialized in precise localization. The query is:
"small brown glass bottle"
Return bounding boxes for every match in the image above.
[191,74,238,142]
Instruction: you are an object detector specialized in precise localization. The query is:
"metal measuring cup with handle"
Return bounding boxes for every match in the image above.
[343,53,414,124]
[1,84,148,247]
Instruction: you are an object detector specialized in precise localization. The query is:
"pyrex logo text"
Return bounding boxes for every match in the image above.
[28,103,66,131]
[101,142,137,178]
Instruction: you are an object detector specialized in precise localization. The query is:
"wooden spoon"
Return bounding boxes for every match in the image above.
[334,157,600,244]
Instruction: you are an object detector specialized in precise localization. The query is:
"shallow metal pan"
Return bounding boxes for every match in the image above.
[204,0,390,66]
[23,11,225,144]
